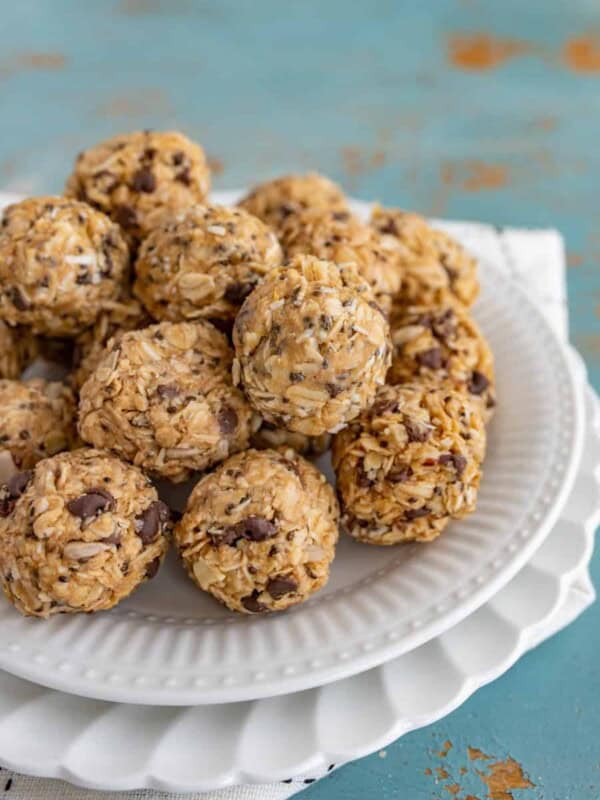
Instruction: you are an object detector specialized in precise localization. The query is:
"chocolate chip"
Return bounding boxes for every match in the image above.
[387,463,413,483]
[404,507,430,521]
[242,590,267,613]
[224,281,254,305]
[18,430,30,440]
[267,575,298,599]
[156,383,179,400]
[332,211,350,221]
[7,471,33,498]
[289,371,304,383]
[404,416,430,442]
[378,218,399,236]
[67,489,115,520]
[131,167,156,193]
[114,204,138,230]
[145,556,161,579]
[416,347,443,370]
[326,383,342,398]
[372,398,399,416]
[75,272,92,285]
[104,533,121,546]
[172,151,184,166]
[135,500,170,544]
[210,526,242,546]
[320,314,333,331]
[10,286,29,311]
[176,167,191,186]
[468,370,489,396]
[439,453,467,476]
[218,406,238,434]
[236,515,277,542]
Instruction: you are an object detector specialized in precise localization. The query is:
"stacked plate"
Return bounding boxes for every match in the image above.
[0,194,596,794]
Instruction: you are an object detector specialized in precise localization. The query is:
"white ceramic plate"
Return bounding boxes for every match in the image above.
[0,377,595,794]
[0,194,585,705]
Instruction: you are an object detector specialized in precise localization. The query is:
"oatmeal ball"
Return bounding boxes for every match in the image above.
[65,130,211,246]
[332,383,486,545]
[71,295,151,391]
[370,206,479,311]
[0,322,38,379]
[133,204,282,327]
[0,196,129,337]
[0,448,170,617]
[0,379,78,471]
[279,208,402,315]
[174,448,339,614]
[78,321,257,482]
[238,172,348,235]
[233,255,391,437]
[388,306,496,420]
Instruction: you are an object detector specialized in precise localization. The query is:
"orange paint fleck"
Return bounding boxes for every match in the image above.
[18,52,65,70]
[442,161,510,193]
[424,767,433,776]
[95,89,172,118]
[437,739,453,757]
[341,146,386,179]
[477,757,534,799]
[447,32,531,71]
[445,784,461,796]
[563,35,600,73]
[468,746,492,761]
[567,252,584,267]
[460,766,468,775]
[207,156,224,176]
[532,115,558,131]
[436,767,450,779]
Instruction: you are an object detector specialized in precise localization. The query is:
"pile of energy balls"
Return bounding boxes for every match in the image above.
[0,130,494,619]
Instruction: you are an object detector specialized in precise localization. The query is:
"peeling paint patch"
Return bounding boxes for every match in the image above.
[207,156,225,176]
[447,33,531,71]
[95,88,173,118]
[0,51,66,79]
[442,161,510,192]
[563,35,600,73]
[477,757,534,799]
[468,746,492,761]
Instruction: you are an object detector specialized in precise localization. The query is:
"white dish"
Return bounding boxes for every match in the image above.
[0,194,585,705]
[0,378,595,794]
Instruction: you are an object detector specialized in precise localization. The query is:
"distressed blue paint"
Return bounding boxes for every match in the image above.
[0,0,598,796]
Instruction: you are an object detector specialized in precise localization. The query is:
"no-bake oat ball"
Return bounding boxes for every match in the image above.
[0,196,129,337]
[0,448,170,617]
[388,305,496,420]
[133,204,282,327]
[279,208,402,315]
[233,255,391,436]
[370,206,479,311]
[78,320,257,482]
[71,295,151,391]
[174,448,339,614]
[332,383,486,545]
[65,130,211,246]
[0,379,78,472]
[238,172,348,235]
[0,322,38,379]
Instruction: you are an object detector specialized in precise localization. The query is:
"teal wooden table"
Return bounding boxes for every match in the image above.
[1,1,599,797]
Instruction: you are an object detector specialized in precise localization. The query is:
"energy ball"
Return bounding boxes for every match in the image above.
[0,379,78,472]
[370,206,479,311]
[71,295,151,391]
[174,448,339,614]
[65,130,211,246]
[0,196,129,337]
[78,320,258,482]
[133,204,282,327]
[279,208,402,315]
[238,172,348,235]
[0,448,170,617]
[388,306,496,420]
[0,322,38,379]
[332,383,486,545]
[233,255,391,436]
[251,422,331,457]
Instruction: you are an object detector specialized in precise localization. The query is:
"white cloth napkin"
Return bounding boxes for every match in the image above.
[0,221,593,800]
